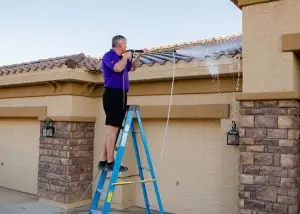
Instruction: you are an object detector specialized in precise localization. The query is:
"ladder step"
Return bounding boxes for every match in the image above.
[112,179,155,186]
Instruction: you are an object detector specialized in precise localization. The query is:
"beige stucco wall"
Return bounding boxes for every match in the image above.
[0,90,239,211]
[242,0,300,93]
[0,96,73,116]
[0,51,242,211]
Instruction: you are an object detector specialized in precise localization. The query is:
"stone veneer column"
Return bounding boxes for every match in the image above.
[239,100,300,214]
[38,120,94,205]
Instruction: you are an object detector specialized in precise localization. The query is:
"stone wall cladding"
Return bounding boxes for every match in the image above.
[239,100,300,214]
[38,121,94,204]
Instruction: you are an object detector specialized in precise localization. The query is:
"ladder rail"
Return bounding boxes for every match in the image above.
[130,121,151,213]
[101,110,134,214]
[136,110,165,214]
[90,171,107,211]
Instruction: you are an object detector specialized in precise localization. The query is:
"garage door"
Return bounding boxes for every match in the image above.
[135,119,238,214]
[0,118,40,195]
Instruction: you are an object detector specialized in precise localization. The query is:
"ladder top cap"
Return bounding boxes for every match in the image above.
[127,105,140,111]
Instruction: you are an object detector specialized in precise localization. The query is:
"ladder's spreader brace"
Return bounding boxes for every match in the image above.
[89,105,164,214]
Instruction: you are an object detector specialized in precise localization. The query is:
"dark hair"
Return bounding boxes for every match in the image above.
[112,35,126,48]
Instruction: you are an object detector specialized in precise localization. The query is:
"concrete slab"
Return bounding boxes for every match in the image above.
[0,187,37,205]
[0,187,165,214]
[0,201,65,214]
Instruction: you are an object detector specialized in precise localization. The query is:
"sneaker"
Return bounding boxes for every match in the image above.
[98,161,107,170]
[106,161,128,172]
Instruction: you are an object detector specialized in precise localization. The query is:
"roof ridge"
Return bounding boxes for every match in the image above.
[0,53,88,69]
[147,33,242,53]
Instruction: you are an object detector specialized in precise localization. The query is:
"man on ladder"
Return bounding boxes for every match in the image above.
[89,35,164,213]
[98,35,141,172]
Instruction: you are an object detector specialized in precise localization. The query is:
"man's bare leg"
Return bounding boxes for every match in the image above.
[98,125,118,169]
[105,125,119,162]
[105,125,128,172]
[100,134,108,161]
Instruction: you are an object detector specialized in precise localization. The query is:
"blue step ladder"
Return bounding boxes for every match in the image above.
[89,105,164,214]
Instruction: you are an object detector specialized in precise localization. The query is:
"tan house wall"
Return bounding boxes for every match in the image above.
[236,0,300,213]
[0,90,240,210]
[0,53,242,213]
[242,0,300,93]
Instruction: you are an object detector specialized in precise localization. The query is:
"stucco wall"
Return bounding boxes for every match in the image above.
[0,96,74,116]
[0,91,239,211]
[242,0,300,93]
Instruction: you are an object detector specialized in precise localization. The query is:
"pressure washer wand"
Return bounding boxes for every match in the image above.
[126,49,145,54]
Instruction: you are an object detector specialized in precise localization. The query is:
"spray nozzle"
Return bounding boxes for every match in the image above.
[126,49,144,54]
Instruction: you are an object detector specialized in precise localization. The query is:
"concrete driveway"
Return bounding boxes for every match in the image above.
[0,187,65,214]
[0,187,164,214]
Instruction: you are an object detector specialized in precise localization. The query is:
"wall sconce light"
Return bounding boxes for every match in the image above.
[227,121,239,145]
[42,118,55,137]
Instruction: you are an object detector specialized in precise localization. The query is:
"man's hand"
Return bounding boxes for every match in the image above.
[122,51,133,61]
[112,51,133,73]
[131,48,148,71]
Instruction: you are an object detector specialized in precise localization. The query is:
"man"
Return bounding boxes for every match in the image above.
[98,35,142,172]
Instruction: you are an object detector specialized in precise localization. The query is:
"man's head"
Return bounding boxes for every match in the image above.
[112,35,127,55]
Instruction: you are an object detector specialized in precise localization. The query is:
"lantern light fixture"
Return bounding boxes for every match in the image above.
[227,121,239,145]
[41,118,55,137]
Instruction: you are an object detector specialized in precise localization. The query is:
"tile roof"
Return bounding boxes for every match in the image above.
[0,34,242,76]
[0,53,100,76]
[138,34,242,66]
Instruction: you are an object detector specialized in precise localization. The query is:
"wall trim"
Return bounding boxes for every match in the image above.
[0,106,47,119]
[0,106,96,122]
[235,91,300,101]
[237,0,280,7]
[38,116,96,122]
[0,82,101,99]
[0,75,241,99]
[0,105,229,121]
[128,76,242,96]
[139,104,229,119]
[281,33,300,53]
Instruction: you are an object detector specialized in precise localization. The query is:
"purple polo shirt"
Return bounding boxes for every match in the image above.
[101,49,132,91]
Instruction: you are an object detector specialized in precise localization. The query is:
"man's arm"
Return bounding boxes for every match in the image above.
[103,52,132,73]
[113,57,128,73]
[113,52,133,72]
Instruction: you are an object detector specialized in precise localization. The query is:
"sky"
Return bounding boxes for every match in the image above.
[0,0,241,66]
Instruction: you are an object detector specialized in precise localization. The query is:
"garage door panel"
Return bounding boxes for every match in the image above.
[202,173,222,200]
[1,166,37,194]
[176,175,202,198]
[177,196,202,214]
[221,185,237,206]
[136,119,238,214]
[0,119,40,195]
[203,149,222,173]
[201,199,221,214]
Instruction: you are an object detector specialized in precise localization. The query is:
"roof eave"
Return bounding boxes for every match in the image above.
[231,0,242,9]
[231,0,281,9]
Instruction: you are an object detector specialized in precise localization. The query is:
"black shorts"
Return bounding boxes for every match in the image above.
[102,87,127,128]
